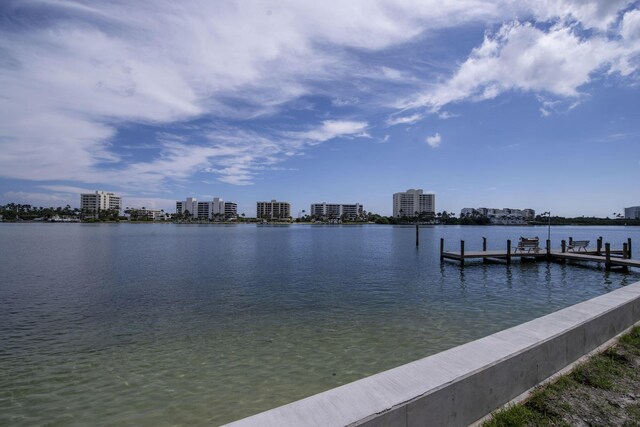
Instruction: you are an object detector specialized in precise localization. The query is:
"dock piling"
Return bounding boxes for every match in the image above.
[440,238,444,262]
[506,240,511,264]
[415,223,419,247]
[483,237,487,252]
[561,240,566,253]
[623,242,629,260]
[460,240,465,267]
[597,237,602,255]
[628,238,633,259]
[546,239,551,261]
[605,243,611,270]
[569,237,573,246]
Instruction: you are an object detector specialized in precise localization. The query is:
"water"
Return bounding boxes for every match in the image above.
[1,224,639,426]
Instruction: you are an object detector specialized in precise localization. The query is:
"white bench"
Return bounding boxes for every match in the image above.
[568,240,589,252]
[515,237,540,253]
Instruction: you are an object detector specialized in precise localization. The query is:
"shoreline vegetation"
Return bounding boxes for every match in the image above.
[1,203,639,226]
[484,326,640,427]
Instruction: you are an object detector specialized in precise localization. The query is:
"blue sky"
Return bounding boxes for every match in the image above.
[1,0,639,217]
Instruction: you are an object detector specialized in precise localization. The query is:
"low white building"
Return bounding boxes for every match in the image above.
[310,202,363,220]
[392,189,435,218]
[460,207,535,224]
[127,208,169,221]
[625,206,640,219]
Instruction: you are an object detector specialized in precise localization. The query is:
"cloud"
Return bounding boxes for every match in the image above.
[2,191,75,206]
[286,120,369,142]
[193,120,369,185]
[426,133,442,147]
[38,185,100,194]
[386,113,424,126]
[400,18,640,112]
[0,0,638,192]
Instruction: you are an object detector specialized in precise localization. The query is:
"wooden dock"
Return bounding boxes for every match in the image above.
[440,237,636,270]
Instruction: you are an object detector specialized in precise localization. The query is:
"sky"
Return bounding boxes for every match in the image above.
[0,0,639,217]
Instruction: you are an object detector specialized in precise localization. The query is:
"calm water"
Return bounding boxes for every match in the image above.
[1,224,639,425]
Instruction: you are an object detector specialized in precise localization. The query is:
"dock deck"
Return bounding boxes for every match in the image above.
[440,237,635,270]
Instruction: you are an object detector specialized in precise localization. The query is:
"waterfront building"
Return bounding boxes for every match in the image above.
[176,197,235,220]
[126,208,168,221]
[310,202,363,220]
[257,200,291,220]
[625,206,640,219]
[176,197,198,217]
[392,189,435,218]
[80,191,122,217]
[224,202,238,218]
[460,207,535,224]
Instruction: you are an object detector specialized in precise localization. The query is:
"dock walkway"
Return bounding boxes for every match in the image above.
[440,237,636,270]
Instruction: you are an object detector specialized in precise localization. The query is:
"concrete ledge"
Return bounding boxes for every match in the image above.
[225,281,640,427]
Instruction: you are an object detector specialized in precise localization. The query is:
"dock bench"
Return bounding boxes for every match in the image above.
[514,237,540,254]
[568,240,590,252]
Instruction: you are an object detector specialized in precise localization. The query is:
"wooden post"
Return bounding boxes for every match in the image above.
[506,239,511,264]
[460,240,465,267]
[546,239,551,261]
[561,240,566,253]
[628,238,633,259]
[569,236,573,246]
[483,237,487,252]
[597,237,602,254]
[415,223,419,247]
[440,238,444,262]
[605,243,611,270]
[623,242,629,259]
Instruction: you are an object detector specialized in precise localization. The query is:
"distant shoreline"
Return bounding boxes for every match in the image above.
[1,220,639,227]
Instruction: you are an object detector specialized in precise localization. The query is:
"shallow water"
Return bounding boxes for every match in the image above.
[1,223,639,425]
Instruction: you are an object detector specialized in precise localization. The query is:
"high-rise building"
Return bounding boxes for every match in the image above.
[176,197,234,220]
[625,206,640,219]
[80,191,122,217]
[176,197,198,217]
[392,189,435,218]
[224,202,238,218]
[310,202,363,220]
[257,200,290,220]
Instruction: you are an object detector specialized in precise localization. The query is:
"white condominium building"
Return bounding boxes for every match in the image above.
[80,191,122,214]
[310,202,363,219]
[392,189,435,217]
[257,200,291,220]
[224,202,238,218]
[176,197,235,219]
[176,197,198,217]
[460,207,536,223]
[625,206,640,219]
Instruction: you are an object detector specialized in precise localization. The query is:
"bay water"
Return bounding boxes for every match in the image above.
[1,224,639,425]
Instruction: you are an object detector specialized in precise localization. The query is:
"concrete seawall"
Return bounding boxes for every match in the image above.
[225,281,640,427]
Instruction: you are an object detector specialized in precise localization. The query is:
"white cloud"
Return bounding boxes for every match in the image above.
[527,0,634,30]
[0,0,638,191]
[386,113,424,126]
[286,120,368,142]
[120,197,176,211]
[621,9,640,41]
[426,133,442,147]
[38,185,100,194]
[2,191,75,206]
[400,20,640,112]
